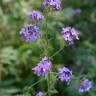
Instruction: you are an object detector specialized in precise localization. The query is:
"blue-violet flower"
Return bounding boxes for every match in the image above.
[58,67,72,83]
[28,11,44,21]
[20,24,40,42]
[32,56,52,76]
[43,0,61,11]
[79,79,92,93]
[36,92,45,96]
[74,8,82,15]
[61,27,79,45]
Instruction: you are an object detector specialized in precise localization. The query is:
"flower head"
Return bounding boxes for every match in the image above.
[28,11,44,21]
[61,27,79,45]
[79,79,92,93]
[32,56,52,76]
[36,92,45,96]
[43,0,61,11]
[20,24,40,42]
[58,67,72,83]
[74,8,82,15]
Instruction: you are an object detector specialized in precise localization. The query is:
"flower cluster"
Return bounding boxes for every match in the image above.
[20,24,40,42]
[32,56,52,76]
[19,0,93,95]
[79,79,92,93]
[61,27,79,45]
[36,92,45,96]
[58,67,72,83]
[43,0,61,11]
[28,10,44,21]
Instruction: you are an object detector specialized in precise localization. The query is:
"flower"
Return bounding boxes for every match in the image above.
[79,79,92,93]
[32,56,52,76]
[43,0,61,11]
[74,8,82,15]
[61,27,79,45]
[28,11,44,21]
[20,24,40,42]
[36,92,45,96]
[58,67,72,83]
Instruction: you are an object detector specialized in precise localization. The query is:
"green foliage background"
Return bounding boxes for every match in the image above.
[0,0,96,96]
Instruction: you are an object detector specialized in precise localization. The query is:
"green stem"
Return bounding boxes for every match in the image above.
[40,37,47,56]
[50,47,64,59]
[45,18,48,46]
[31,78,44,87]
[47,73,51,96]
[23,78,44,93]
[44,9,51,96]
[42,8,50,56]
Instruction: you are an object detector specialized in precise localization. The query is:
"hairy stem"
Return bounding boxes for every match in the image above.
[50,47,64,59]
[23,78,44,93]
[47,73,51,96]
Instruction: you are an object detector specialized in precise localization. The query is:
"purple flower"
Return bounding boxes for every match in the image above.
[28,11,44,21]
[20,24,40,42]
[61,27,79,45]
[79,79,92,93]
[58,67,72,83]
[43,0,61,11]
[74,9,82,15]
[36,92,45,96]
[32,56,52,76]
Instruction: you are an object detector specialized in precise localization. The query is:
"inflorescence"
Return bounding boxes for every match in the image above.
[36,92,45,96]
[28,10,44,21]
[74,8,82,15]
[20,24,40,43]
[79,79,92,93]
[43,0,61,11]
[32,56,52,77]
[61,27,79,45]
[19,0,93,95]
[58,67,72,83]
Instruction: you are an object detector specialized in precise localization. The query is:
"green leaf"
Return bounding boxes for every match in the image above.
[0,47,18,64]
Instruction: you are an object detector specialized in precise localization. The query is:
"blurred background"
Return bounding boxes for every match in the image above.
[0,0,96,96]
